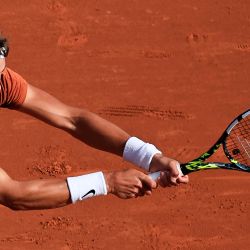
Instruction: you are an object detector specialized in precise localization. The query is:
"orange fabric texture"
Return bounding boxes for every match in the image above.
[0,67,28,108]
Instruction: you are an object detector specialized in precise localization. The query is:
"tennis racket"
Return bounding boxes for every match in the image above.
[149,109,250,180]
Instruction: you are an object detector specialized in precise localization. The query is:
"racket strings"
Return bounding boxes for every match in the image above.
[225,115,250,167]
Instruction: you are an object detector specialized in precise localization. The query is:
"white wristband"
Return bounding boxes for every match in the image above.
[123,137,162,171]
[67,172,107,203]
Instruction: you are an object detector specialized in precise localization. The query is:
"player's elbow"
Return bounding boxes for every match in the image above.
[53,107,83,133]
[3,187,32,211]
[1,183,24,211]
[62,107,89,133]
[0,170,27,211]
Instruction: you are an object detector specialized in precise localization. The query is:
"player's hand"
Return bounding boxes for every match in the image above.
[104,169,157,199]
[149,154,189,187]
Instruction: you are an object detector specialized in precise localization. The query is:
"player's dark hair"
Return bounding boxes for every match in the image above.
[0,34,9,57]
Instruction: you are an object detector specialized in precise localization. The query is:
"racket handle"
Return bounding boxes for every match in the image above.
[148,171,161,181]
[148,163,184,181]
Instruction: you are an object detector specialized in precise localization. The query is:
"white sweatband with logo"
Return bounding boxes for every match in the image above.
[123,137,162,171]
[67,171,107,203]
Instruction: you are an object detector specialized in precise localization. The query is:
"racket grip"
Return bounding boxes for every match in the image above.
[148,163,184,181]
[148,171,161,181]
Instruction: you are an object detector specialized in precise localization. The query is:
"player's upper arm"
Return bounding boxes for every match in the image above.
[19,84,79,131]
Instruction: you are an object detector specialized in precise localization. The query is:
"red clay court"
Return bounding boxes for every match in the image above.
[1,1,249,249]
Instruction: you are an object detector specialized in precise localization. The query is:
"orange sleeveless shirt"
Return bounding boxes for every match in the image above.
[0,67,28,108]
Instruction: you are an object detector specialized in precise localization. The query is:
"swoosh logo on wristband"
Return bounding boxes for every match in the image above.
[81,189,96,199]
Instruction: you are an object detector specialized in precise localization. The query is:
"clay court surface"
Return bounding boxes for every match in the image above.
[1,0,249,249]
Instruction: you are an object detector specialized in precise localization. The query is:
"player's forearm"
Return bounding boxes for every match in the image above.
[4,179,71,210]
[2,170,156,210]
[69,109,130,156]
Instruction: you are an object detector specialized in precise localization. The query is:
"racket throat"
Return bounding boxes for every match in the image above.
[182,162,224,174]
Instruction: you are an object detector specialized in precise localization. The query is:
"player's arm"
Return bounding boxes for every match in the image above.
[20,84,129,156]
[0,168,70,210]
[0,168,156,210]
[19,84,188,186]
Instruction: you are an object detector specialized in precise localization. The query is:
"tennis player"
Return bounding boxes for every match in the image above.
[0,35,188,210]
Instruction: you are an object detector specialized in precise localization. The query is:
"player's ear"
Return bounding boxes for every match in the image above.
[0,34,9,57]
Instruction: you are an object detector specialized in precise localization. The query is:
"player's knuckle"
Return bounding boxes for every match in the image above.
[136,180,142,188]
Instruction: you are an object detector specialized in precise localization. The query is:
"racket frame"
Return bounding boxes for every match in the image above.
[149,109,250,179]
[182,109,250,174]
